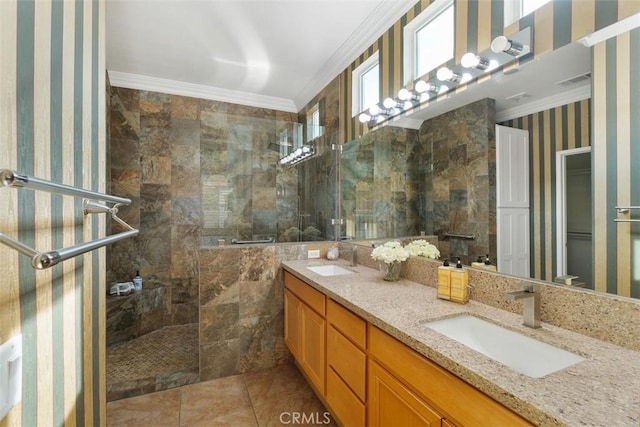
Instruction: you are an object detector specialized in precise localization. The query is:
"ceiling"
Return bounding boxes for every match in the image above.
[106,0,592,122]
[106,0,414,112]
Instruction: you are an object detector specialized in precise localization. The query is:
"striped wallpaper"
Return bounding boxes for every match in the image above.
[592,27,640,299]
[340,0,640,143]
[500,99,591,284]
[0,1,106,426]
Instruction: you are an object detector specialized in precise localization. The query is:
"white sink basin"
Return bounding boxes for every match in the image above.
[423,315,584,378]
[306,265,354,277]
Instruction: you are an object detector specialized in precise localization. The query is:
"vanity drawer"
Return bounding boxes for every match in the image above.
[327,366,366,427]
[284,271,325,315]
[327,299,366,349]
[327,324,366,400]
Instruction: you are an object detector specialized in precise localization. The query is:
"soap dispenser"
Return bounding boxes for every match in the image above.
[471,255,485,269]
[449,258,469,304]
[483,254,497,271]
[133,270,143,292]
[437,259,452,300]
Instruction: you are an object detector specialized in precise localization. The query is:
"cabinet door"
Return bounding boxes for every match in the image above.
[301,304,326,395]
[284,289,302,358]
[368,361,442,427]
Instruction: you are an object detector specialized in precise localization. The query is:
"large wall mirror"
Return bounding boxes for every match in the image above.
[340,35,639,300]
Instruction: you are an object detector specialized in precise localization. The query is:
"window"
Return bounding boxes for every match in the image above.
[504,0,552,27]
[403,0,454,84]
[306,103,322,142]
[351,51,380,116]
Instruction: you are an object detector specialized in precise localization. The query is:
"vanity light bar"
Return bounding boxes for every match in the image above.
[364,26,532,129]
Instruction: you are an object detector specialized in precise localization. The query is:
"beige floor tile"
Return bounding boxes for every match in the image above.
[182,407,258,427]
[252,394,336,427]
[106,388,181,427]
[243,363,314,408]
[179,374,253,426]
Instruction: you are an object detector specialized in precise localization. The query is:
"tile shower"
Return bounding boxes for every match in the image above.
[106,81,339,400]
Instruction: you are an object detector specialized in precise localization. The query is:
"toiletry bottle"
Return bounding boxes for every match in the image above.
[471,255,485,269]
[133,270,143,292]
[450,258,469,304]
[437,259,452,300]
[483,254,497,271]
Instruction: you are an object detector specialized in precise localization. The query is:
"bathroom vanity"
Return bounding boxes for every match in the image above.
[282,260,640,426]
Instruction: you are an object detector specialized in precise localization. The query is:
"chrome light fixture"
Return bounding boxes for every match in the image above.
[369,103,393,117]
[397,88,421,102]
[461,52,490,70]
[382,97,404,109]
[414,80,442,94]
[436,66,461,83]
[491,35,527,56]
[279,145,315,166]
[358,112,372,123]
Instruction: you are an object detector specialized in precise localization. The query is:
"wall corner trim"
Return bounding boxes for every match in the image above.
[107,70,298,113]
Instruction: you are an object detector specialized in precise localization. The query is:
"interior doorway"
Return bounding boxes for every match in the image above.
[556,147,593,288]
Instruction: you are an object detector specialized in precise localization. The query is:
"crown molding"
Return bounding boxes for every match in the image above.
[293,0,415,109]
[107,70,298,113]
[578,13,640,47]
[496,84,591,123]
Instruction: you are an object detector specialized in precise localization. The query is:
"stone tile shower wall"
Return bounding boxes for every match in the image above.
[198,245,312,380]
[107,87,297,345]
[416,98,497,265]
[341,126,420,239]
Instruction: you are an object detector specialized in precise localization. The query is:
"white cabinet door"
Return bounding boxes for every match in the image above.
[497,207,530,277]
[496,125,529,208]
[496,125,530,276]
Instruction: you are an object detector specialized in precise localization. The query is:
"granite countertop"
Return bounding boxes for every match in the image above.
[282,259,640,427]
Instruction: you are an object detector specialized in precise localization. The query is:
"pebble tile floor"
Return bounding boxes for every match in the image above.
[106,325,200,401]
[106,362,336,427]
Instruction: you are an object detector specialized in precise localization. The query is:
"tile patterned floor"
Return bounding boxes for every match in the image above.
[106,362,337,427]
[106,324,200,401]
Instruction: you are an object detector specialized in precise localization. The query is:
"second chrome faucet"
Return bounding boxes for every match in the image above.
[505,282,541,328]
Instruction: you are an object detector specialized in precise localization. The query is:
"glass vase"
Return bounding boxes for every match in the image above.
[383,262,402,281]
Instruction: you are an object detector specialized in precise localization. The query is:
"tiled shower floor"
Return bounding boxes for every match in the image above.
[106,324,200,401]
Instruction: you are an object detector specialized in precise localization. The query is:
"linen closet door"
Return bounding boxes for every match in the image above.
[496,125,530,277]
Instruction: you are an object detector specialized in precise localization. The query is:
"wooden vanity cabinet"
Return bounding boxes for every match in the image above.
[326,299,367,426]
[284,271,534,427]
[369,326,533,427]
[284,272,326,395]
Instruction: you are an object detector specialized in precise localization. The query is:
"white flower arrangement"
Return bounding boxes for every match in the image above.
[370,241,410,264]
[404,239,440,259]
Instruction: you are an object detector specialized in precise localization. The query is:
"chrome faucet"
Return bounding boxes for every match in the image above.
[505,282,541,328]
[341,245,358,267]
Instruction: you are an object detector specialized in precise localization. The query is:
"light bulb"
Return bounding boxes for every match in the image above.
[369,104,381,116]
[437,67,459,82]
[414,80,428,93]
[398,88,411,101]
[491,36,525,56]
[383,97,402,109]
[359,113,371,123]
[461,52,479,68]
[415,80,440,94]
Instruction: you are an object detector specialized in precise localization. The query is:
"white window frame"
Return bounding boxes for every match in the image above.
[504,0,552,27]
[403,0,454,85]
[351,51,380,117]
[306,103,321,142]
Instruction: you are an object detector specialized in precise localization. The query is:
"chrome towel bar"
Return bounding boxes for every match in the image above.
[442,232,476,240]
[1,168,138,270]
[615,206,640,223]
